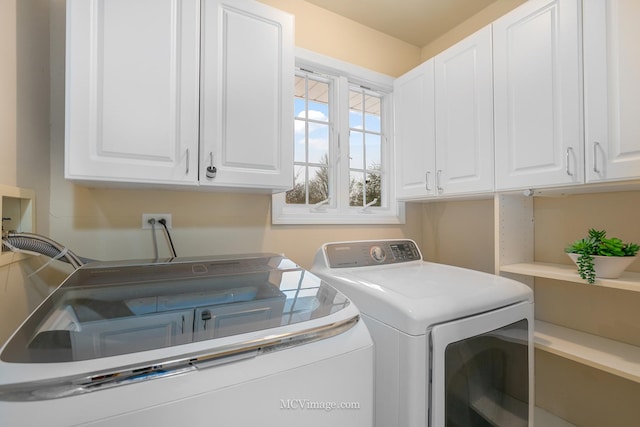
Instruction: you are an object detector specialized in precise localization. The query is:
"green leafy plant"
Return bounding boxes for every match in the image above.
[565,229,639,284]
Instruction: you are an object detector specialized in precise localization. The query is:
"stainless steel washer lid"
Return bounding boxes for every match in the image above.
[312,240,533,335]
[1,253,353,365]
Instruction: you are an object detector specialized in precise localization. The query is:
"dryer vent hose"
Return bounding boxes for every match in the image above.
[2,232,86,270]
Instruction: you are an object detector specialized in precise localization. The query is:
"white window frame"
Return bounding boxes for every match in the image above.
[272,48,405,225]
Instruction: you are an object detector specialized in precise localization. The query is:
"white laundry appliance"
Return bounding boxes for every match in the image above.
[312,239,534,427]
[0,253,373,427]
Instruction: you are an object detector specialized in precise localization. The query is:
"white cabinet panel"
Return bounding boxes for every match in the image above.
[223,9,280,169]
[435,25,494,195]
[394,26,493,200]
[394,60,436,199]
[200,0,294,191]
[584,0,640,183]
[494,0,583,190]
[65,0,200,185]
[65,0,293,192]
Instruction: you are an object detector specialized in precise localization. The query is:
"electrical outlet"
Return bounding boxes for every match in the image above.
[142,213,172,229]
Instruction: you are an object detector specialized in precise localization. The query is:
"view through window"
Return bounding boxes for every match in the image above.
[288,71,332,205]
[287,70,384,209]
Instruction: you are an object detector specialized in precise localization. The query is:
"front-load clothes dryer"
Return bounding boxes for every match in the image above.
[0,253,373,427]
[312,239,534,427]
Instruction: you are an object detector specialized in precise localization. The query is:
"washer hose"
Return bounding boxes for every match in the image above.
[2,232,85,270]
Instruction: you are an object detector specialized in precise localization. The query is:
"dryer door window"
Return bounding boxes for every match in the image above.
[430,302,532,427]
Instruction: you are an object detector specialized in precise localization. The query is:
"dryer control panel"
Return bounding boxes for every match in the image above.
[323,240,422,268]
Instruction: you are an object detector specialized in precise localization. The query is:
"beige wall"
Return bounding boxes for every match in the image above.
[46,0,423,270]
[536,350,639,427]
[0,0,50,230]
[259,0,422,77]
[16,0,50,235]
[260,0,526,75]
[420,198,495,272]
[0,0,53,344]
[0,0,17,187]
[420,0,526,61]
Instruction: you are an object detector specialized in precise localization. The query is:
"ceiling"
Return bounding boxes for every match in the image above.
[304,0,502,47]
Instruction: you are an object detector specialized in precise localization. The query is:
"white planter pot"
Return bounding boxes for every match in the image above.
[567,253,637,279]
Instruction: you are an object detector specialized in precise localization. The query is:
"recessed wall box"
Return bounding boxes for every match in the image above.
[1,185,35,262]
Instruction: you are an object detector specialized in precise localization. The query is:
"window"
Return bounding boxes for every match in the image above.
[348,86,383,208]
[272,49,404,225]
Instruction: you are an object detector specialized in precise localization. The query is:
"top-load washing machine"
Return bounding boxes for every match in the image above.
[0,253,373,427]
[312,239,534,427]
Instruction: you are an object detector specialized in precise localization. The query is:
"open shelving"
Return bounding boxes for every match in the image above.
[500,261,640,384]
[501,262,640,293]
[495,193,640,389]
[534,320,640,384]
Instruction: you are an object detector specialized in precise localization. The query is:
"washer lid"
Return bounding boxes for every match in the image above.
[1,254,351,364]
[314,261,533,335]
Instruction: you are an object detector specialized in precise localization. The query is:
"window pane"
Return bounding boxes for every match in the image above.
[287,72,332,206]
[365,172,382,206]
[308,166,329,204]
[308,123,329,164]
[308,102,329,121]
[294,76,307,119]
[350,131,364,170]
[364,94,381,132]
[308,80,329,123]
[349,90,364,129]
[294,119,306,163]
[286,165,307,204]
[349,172,382,207]
[365,133,381,169]
[349,171,364,207]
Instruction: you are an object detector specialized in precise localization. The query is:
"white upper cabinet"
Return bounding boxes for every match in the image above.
[583,0,640,183]
[434,25,494,196]
[394,26,493,200]
[65,0,293,192]
[493,0,583,191]
[394,60,436,199]
[65,0,200,186]
[200,0,293,191]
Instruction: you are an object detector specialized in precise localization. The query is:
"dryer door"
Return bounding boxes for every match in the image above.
[430,301,533,427]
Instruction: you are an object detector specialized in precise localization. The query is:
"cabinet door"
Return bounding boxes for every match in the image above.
[65,0,200,185]
[493,0,582,191]
[584,0,640,183]
[394,60,436,200]
[434,25,494,196]
[200,0,294,191]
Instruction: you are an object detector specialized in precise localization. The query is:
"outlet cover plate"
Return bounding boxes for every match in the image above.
[142,213,172,229]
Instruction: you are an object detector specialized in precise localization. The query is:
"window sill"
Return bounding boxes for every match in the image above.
[271,204,405,225]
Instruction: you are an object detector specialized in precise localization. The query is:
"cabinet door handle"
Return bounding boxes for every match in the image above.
[436,170,443,193]
[185,149,190,175]
[425,171,431,192]
[565,147,574,176]
[593,141,601,174]
[206,152,217,179]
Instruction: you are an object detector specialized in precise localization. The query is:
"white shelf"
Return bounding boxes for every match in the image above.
[501,262,640,292]
[534,320,640,383]
[534,407,576,427]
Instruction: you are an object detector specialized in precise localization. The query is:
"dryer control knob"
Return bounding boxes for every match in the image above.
[370,246,386,263]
